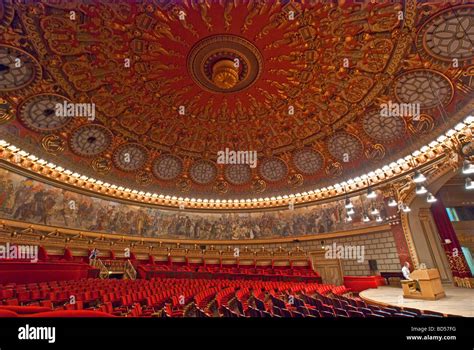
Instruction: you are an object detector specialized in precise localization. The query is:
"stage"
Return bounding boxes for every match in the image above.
[359,285,474,317]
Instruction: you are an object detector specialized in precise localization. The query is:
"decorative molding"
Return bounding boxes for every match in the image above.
[0,218,390,246]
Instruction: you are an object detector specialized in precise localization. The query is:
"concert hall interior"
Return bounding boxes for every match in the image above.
[0,0,473,322]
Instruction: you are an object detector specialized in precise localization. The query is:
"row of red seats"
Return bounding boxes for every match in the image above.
[138,263,320,281]
[1,277,340,318]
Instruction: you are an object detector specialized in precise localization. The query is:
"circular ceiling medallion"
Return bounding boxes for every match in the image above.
[152,154,183,181]
[113,143,148,172]
[187,34,263,93]
[224,164,252,185]
[394,69,453,109]
[0,45,41,91]
[189,160,217,185]
[70,124,113,157]
[419,5,474,61]
[18,94,72,132]
[327,132,363,162]
[292,148,323,175]
[259,157,288,182]
[362,110,406,142]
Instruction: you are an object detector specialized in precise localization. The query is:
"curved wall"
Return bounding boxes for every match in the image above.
[0,167,387,241]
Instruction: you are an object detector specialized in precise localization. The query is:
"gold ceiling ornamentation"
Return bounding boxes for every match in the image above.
[176,177,191,193]
[0,1,472,200]
[213,179,229,195]
[41,134,65,155]
[251,178,266,194]
[365,143,386,162]
[325,161,343,179]
[187,34,263,93]
[211,59,239,89]
[407,114,435,135]
[287,173,304,188]
[91,157,111,175]
[135,170,152,186]
[0,98,13,124]
[0,1,14,32]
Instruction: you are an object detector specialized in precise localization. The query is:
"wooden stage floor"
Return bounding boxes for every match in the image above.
[359,285,474,317]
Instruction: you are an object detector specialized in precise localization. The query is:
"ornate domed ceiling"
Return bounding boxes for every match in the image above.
[0,0,473,201]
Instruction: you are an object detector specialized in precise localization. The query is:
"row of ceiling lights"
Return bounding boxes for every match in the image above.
[344,156,473,224]
[0,116,472,208]
[343,170,416,223]
[413,170,438,204]
[343,191,384,223]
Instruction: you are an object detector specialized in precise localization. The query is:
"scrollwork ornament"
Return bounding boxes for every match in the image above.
[41,134,65,155]
[325,161,343,178]
[135,170,152,186]
[251,179,266,194]
[91,157,111,175]
[407,114,435,135]
[287,173,304,188]
[213,180,229,194]
[0,99,13,125]
[176,177,191,193]
[365,143,386,161]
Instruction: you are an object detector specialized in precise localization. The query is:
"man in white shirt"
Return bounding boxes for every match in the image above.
[401,261,420,292]
[402,261,411,280]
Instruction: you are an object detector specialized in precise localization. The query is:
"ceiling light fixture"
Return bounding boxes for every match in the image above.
[370,206,379,215]
[426,193,437,203]
[462,160,474,175]
[413,170,426,183]
[466,177,474,190]
[363,214,370,222]
[416,185,428,195]
[366,187,377,199]
[345,198,353,209]
[347,207,355,215]
[388,197,398,207]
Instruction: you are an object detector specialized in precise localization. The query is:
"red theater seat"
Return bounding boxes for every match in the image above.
[0,305,51,314]
[0,309,19,317]
[0,289,14,300]
[4,298,19,306]
[30,310,115,318]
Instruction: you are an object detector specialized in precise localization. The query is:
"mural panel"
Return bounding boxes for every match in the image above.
[0,168,386,240]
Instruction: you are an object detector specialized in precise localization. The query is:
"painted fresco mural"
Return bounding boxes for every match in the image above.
[0,168,387,240]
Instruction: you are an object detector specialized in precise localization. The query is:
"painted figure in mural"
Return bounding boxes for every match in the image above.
[12,179,34,211]
[13,188,50,223]
[0,178,14,213]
